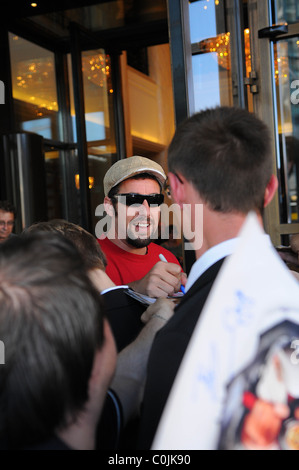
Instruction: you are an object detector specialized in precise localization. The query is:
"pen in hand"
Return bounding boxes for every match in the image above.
[159,254,186,294]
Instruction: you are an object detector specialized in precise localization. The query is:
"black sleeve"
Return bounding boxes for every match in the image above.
[102,288,147,351]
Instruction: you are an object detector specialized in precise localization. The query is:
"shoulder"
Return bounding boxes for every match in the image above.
[98,237,111,249]
[98,238,125,259]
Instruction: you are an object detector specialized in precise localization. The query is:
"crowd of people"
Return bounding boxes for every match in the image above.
[1,105,299,450]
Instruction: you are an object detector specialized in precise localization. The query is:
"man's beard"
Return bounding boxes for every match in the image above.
[126,216,159,248]
[126,236,152,249]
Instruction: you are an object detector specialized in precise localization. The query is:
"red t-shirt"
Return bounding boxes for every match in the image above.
[98,237,182,285]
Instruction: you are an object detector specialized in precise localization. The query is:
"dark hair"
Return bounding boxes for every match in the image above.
[168,107,273,214]
[108,172,163,199]
[0,201,16,218]
[0,233,104,448]
[24,219,107,270]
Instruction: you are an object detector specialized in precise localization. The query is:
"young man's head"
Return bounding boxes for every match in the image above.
[167,107,277,216]
[104,156,167,250]
[25,219,107,271]
[0,201,16,244]
[0,233,116,449]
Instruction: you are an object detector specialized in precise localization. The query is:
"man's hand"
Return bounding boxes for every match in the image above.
[129,261,187,298]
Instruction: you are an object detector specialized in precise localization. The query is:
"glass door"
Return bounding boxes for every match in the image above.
[188,0,252,113]
[8,26,122,232]
[168,0,299,247]
[249,0,299,245]
[68,48,118,233]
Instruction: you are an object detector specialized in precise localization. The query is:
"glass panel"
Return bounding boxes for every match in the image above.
[189,0,218,43]
[45,149,83,224]
[9,33,60,140]
[66,150,82,225]
[274,0,299,25]
[82,50,116,148]
[68,50,116,152]
[45,150,64,220]
[190,1,233,111]
[273,38,299,223]
[88,154,117,235]
[68,49,117,232]
[192,32,233,111]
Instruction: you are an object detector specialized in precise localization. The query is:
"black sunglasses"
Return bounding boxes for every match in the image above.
[111,193,164,206]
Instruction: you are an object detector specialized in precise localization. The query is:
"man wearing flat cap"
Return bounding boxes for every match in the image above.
[98,156,186,298]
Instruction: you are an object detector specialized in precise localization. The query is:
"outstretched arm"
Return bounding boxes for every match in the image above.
[110,298,175,424]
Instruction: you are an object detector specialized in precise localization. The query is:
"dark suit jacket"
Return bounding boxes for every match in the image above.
[102,288,147,352]
[137,259,225,449]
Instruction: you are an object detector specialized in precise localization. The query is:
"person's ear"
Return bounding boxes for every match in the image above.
[168,172,186,208]
[104,196,115,217]
[264,174,278,208]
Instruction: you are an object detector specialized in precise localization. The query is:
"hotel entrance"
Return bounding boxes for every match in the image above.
[1,0,299,248]
[0,0,174,234]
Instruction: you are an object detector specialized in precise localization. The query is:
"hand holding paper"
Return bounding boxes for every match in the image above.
[129,256,184,298]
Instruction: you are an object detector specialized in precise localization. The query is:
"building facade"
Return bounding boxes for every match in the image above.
[0,0,298,252]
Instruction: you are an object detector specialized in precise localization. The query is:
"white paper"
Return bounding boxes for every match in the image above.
[125,288,184,306]
[152,213,299,450]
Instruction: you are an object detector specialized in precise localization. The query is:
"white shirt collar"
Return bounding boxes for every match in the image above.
[185,235,271,292]
[185,238,239,292]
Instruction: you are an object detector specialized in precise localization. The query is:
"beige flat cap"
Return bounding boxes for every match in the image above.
[104,156,167,196]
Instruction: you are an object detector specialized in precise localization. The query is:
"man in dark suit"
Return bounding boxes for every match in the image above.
[137,106,279,449]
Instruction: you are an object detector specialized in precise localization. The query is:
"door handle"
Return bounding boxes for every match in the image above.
[258,24,288,39]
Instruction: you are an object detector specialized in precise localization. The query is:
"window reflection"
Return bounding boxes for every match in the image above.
[68,50,116,152]
[189,0,233,111]
[68,48,117,232]
[189,0,218,43]
[273,38,299,223]
[45,150,63,220]
[274,0,299,25]
[9,33,59,140]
